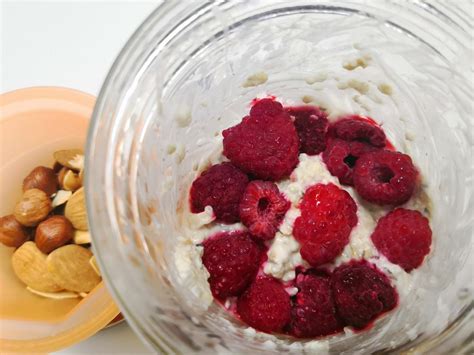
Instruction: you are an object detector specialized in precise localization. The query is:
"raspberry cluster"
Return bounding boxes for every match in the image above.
[188,97,431,338]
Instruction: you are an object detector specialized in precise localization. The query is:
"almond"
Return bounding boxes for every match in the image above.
[53,149,84,171]
[59,168,81,191]
[89,255,101,276]
[52,190,72,208]
[73,230,91,244]
[11,242,62,292]
[79,168,84,185]
[46,244,101,293]
[64,187,88,230]
[26,287,79,299]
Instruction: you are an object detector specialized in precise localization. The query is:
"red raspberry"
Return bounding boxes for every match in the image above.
[331,260,398,329]
[371,208,432,272]
[239,181,290,240]
[323,138,378,186]
[298,233,351,268]
[329,116,386,147]
[293,184,358,266]
[222,101,299,181]
[250,98,283,117]
[190,163,249,223]
[286,106,329,155]
[353,150,418,205]
[297,183,358,225]
[290,273,343,338]
[237,276,291,333]
[202,231,262,299]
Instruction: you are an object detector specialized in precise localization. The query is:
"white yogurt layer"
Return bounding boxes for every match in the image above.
[264,154,381,283]
[176,150,429,307]
[171,40,434,351]
[263,231,303,282]
[152,4,474,350]
[173,146,431,355]
[174,239,213,310]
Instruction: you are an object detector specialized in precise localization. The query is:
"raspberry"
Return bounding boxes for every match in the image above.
[293,183,358,266]
[286,106,329,155]
[298,233,351,268]
[239,181,290,240]
[298,184,358,225]
[223,101,299,181]
[190,162,249,223]
[331,260,398,329]
[329,116,386,147]
[353,150,418,205]
[237,276,291,332]
[290,273,343,338]
[323,138,378,185]
[250,98,283,117]
[202,231,262,299]
[371,208,432,272]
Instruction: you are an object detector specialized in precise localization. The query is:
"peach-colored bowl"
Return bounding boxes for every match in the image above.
[0,87,119,353]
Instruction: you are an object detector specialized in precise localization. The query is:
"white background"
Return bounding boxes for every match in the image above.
[1,1,158,353]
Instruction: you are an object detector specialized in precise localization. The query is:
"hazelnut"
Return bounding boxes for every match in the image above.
[58,167,81,191]
[52,161,63,173]
[14,189,52,226]
[0,215,29,248]
[23,166,58,196]
[35,215,73,253]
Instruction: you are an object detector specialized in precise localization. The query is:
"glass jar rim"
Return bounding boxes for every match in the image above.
[86,1,473,353]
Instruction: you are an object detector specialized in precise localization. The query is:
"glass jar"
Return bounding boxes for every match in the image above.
[86,1,473,353]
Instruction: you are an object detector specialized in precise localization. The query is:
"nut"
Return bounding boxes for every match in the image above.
[73,230,91,244]
[68,154,84,171]
[23,166,58,196]
[52,161,63,173]
[35,215,73,254]
[64,187,88,230]
[57,167,67,186]
[52,190,72,208]
[26,287,79,299]
[46,245,101,292]
[79,168,84,185]
[53,149,84,171]
[14,189,52,226]
[0,215,29,248]
[58,168,82,191]
[89,255,101,276]
[11,241,62,292]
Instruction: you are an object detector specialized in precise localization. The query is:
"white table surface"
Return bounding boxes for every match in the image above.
[1,1,158,353]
